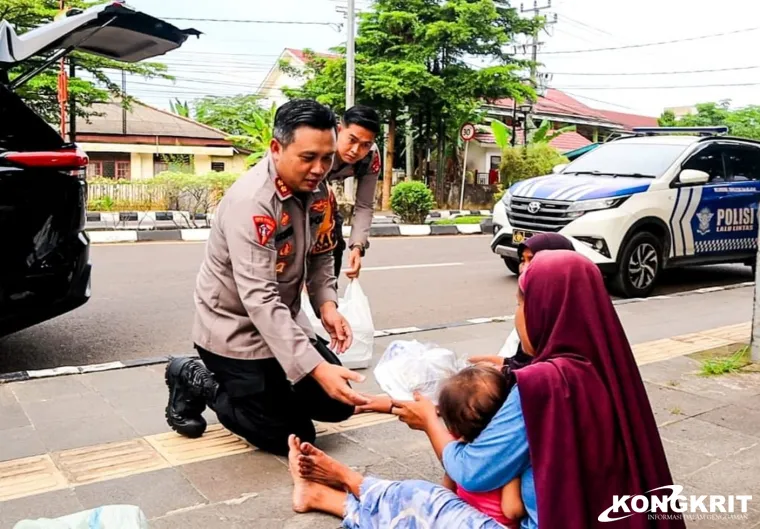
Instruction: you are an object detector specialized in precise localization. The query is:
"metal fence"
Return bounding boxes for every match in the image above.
[87,184,169,210]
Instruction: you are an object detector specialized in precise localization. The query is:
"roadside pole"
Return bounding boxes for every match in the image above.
[752,224,760,362]
[344,0,357,202]
[459,123,476,210]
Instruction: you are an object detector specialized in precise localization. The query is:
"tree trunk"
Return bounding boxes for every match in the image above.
[435,114,445,204]
[382,109,396,211]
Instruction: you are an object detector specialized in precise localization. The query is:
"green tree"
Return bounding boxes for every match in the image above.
[3,0,171,124]
[284,0,538,209]
[529,119,576,144]
[193,94,269,136]
[170,99,190,118]
[500,143,567,186]
[657,100,760,140]
[224,102,278,166]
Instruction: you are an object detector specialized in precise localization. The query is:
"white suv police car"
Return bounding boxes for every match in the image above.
[490,127,759,298]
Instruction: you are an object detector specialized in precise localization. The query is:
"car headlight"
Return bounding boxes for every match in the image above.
[502,191,512,211]
[566,196,629,214]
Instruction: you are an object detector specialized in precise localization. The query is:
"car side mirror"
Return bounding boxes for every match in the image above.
[552,164,568,174]
[679,169,710,185]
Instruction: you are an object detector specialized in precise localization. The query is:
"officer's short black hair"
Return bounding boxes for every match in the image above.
[342,105,381,136]
[274,99,338,147]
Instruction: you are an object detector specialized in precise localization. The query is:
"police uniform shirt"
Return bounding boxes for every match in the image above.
[192,154,338,383]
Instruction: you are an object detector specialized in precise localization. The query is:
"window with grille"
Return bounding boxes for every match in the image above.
[87,162,102,178]
[211,162,226,172]
[115,161,131,180]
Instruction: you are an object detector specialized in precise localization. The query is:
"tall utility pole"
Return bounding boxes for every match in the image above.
[520,1,556,141]
[337,0,358,200]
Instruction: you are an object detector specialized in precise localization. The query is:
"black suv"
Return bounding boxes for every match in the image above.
[0,3,198,337]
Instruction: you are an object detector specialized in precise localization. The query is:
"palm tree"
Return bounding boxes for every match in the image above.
[170,99,191,118]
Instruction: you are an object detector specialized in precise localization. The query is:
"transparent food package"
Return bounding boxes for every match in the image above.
[373,340,465,403]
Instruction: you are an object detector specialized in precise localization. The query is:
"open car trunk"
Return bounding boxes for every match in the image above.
[0,3,199,336]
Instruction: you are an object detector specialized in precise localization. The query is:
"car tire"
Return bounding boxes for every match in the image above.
[503,257,521,276]
[611,232,662,298]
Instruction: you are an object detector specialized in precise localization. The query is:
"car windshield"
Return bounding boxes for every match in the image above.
[563,143,688,178]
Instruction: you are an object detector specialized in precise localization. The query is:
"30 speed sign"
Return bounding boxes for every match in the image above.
[460,123,476,142]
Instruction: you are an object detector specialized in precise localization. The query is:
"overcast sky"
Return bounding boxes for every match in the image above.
[120,0,760,118]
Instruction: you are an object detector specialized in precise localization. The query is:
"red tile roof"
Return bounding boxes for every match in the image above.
[492,89,611,122]
[597,109,659,131]
[285,48,339,63]
[473,129,591,153]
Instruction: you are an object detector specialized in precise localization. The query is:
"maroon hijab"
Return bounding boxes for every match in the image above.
[514,251,684,528]
[518,232,574,258]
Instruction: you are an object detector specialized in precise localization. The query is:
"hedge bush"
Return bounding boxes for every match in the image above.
[499,144,568,187]
[390,181,436,224]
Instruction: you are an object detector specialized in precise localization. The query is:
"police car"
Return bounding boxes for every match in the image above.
[490,127,760,298]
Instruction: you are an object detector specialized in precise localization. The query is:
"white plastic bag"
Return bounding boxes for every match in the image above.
[498,328,520,358]
[373,340,465,404]
[14,505,148,529]
[302,280,375,369]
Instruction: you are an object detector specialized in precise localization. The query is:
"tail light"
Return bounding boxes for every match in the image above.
[1,149,89,169]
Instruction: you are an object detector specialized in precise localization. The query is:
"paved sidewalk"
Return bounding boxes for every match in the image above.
[2,323,760,528]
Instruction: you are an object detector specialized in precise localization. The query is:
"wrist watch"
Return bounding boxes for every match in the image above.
[350,243,366,257]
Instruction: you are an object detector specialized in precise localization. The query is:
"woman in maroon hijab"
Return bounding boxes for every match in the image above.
[394,250,684,528]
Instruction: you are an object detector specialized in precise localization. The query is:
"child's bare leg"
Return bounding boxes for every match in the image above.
[442,473,457,493]
[298,441,365,498]
[288,434,347,516]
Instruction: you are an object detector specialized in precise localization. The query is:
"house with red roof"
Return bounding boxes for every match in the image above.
[467,89,658,185]
[257,48,339,108]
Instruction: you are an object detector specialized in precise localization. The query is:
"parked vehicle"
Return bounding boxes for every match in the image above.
[491,127,760,298]
[0,3,198,336]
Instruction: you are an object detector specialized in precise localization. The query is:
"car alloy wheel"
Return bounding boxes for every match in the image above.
[627,242,658,290]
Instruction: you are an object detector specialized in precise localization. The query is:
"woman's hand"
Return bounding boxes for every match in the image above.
[391,392,438,431]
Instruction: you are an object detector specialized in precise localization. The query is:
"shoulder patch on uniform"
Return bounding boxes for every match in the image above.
[280,211,291,227]
[311,198,329,213]
[253,215,276,246]
[274,177,292,199]
[370,149,381,174]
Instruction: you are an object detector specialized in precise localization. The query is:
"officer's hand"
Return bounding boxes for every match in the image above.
[311,361,369,406]
[346,248,362,279]
[320,302,353,353]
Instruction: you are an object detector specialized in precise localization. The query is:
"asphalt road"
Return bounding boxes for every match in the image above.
[0,236,754,373]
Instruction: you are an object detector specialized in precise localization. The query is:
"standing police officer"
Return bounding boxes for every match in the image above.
[164,100,369,456]
[326,106,381,279]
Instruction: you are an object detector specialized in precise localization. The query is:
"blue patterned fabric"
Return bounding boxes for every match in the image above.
[342,477,506,529]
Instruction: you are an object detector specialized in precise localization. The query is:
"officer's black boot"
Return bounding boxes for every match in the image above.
[165,357,218,439]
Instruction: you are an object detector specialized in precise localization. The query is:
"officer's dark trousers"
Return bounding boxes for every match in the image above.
[333,207,346,279]
[196,337,354,456]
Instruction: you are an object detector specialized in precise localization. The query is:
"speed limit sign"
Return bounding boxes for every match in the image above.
[460,123,476,142]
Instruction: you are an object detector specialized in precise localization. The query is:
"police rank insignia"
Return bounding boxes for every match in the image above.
[253,215,276,246]
[276,262,286,274]
[275,177,292,198]
[370,150,381,174]
[280,211,290,227]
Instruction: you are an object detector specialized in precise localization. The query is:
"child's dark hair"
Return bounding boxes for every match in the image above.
[438,365,508,443]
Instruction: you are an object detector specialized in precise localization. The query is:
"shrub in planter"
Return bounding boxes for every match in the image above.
[390,181,436,224]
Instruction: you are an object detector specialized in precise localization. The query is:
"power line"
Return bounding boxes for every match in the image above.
[559,91,645,112]
[161,17,339,27]
[543,26,760,54]
[556,82,760,90]
[549,65,760,76]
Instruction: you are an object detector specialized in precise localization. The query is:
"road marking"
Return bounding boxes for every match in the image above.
[341,262,463,273]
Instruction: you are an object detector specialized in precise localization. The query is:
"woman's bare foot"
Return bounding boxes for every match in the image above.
[298,441,364,498]
[288,434,318,513]
[288,435,350,518]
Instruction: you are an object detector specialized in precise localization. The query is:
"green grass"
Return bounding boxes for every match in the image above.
[432,215,487,225]
[699,347,751,376]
